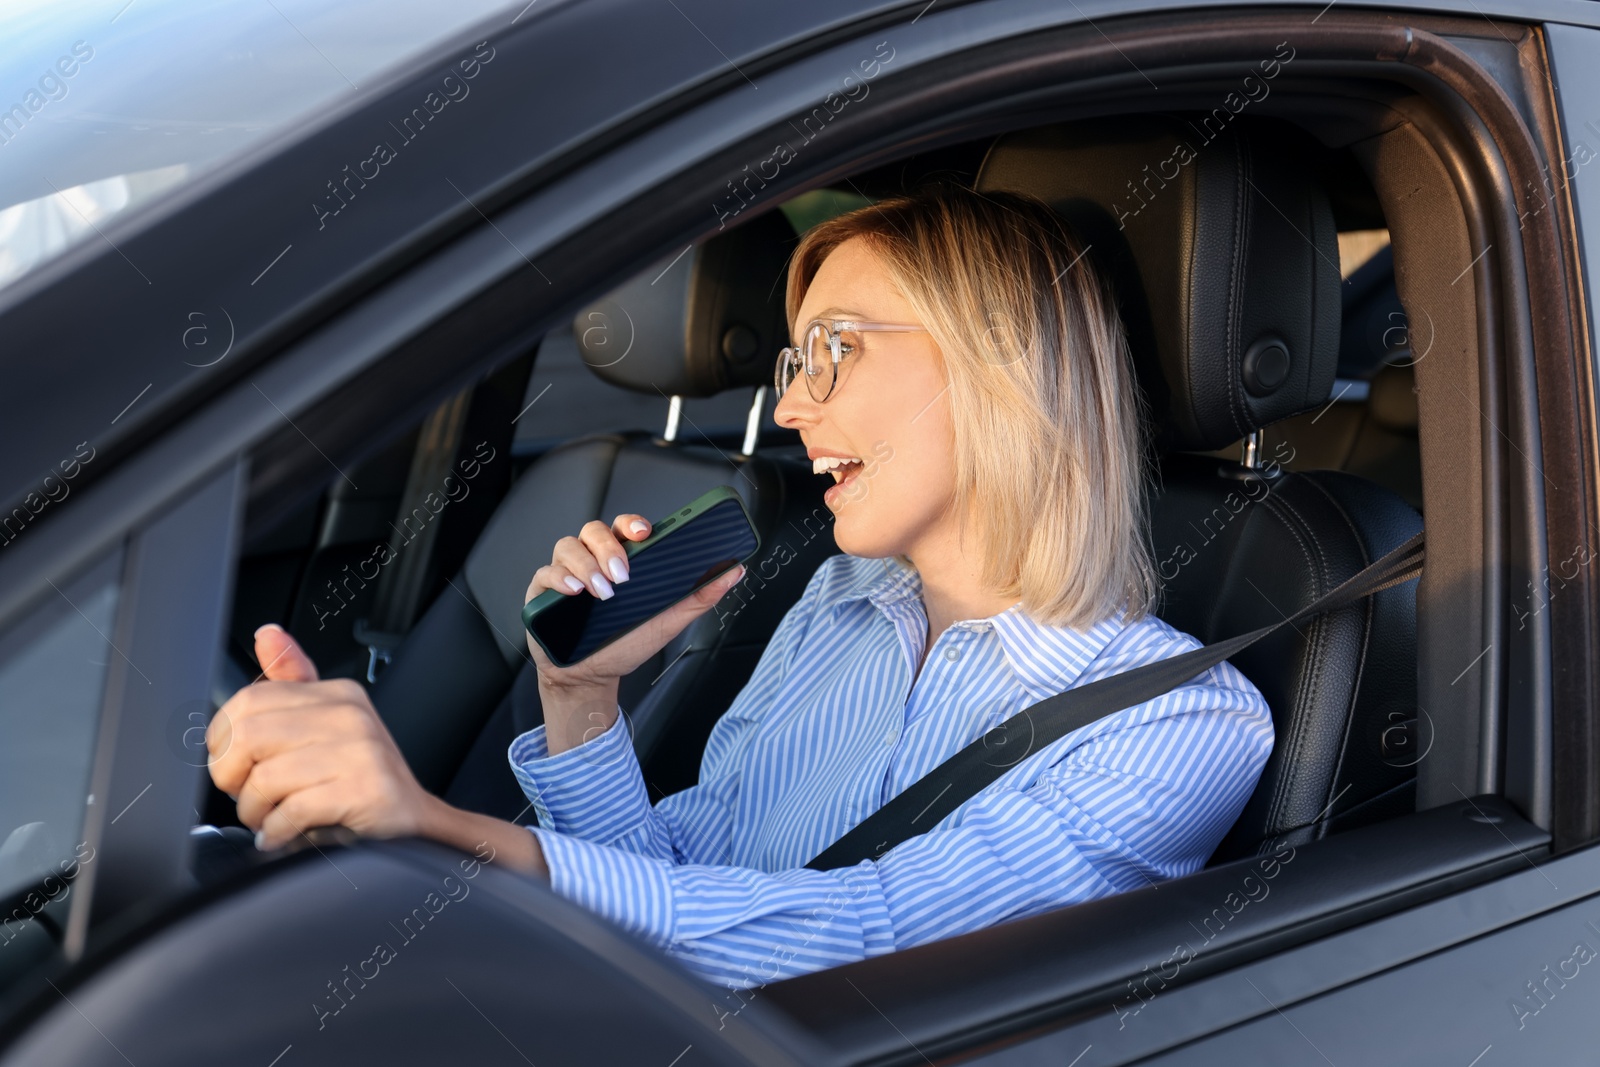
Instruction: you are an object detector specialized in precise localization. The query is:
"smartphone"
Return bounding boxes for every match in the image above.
[521,485,762,667]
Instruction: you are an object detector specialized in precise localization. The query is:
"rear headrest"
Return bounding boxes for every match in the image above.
[573,208,797,398]
[976,116,1340,452]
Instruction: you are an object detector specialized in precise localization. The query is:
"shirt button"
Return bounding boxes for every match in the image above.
[885,728,899,746]
[943,646,961,662]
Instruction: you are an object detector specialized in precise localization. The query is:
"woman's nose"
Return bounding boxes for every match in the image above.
[772,380,818,429]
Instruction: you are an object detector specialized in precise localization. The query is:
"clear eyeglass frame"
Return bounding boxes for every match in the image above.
[774,318,927,403]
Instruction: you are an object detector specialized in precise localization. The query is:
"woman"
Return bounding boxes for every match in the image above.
[210,184,1274,990]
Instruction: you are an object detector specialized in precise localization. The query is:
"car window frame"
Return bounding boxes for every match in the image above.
[64,460,244,959]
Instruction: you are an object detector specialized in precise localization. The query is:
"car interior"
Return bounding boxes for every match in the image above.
[13,20,1542,1060]
[207,110,1426,873]
[7,3,1594,1060]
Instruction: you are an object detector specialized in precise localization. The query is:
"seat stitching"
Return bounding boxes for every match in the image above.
[1299,474,1384,830]
[1227,137,1252,439]
[1273,486,1377,836]
[1239,491,1320,823]
[1255,488,1334,834]
[1261,495,1330,835]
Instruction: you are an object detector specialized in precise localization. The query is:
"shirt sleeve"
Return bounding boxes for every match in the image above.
[507,557,832,864]
[525,664,1274,990]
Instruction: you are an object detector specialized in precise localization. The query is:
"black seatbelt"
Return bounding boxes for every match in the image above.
[354,387,473,682]
[805,530,1425,871]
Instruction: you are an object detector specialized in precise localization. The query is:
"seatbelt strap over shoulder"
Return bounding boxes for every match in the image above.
[804,530,1425,871]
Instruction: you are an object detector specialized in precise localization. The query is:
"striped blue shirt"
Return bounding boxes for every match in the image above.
[508,553,1274,990]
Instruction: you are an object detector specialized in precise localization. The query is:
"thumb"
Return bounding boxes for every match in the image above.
[687,564,746,611]
[254,623,320,683]
[651,564,745,638]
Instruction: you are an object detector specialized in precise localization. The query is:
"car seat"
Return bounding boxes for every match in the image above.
[976,116,1423,859]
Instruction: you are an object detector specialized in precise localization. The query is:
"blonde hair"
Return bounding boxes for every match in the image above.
[785,184,1156,628]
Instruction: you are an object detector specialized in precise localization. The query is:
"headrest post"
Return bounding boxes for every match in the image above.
[740,386,767,456]
[1240,430,1264,470]
[663,395,683,443]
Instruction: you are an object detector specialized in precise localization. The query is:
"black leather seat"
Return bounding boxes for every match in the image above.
[371,208,839,820]
[977,117,1422,860]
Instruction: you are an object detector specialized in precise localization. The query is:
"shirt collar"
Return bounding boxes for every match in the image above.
[830,555,1129,704]
[988,603,1129,704]
[826,554,924,612]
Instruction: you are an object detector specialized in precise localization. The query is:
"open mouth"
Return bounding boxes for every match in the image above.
[812,455,865,484]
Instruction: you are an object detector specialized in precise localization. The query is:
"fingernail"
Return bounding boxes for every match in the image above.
[253,623,284,639]
[629,520,649,535]
[592,575,614,600]
[608,556,629,583]
[563,576,585,593]
[730,564,746,583]
[254,829,268,851]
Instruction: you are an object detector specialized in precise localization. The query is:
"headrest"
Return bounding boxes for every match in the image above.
[975,116,1340,452]
[572,208,797,398]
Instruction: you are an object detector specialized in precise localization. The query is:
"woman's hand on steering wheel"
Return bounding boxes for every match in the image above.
[207,625,439,851]
[208,625,545,873]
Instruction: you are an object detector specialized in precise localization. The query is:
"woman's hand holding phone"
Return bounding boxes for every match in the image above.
[524,512,745,755]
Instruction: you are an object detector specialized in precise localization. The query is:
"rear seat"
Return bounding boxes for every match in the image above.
[369,208,840,820]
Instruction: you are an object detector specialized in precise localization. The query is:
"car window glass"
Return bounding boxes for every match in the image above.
[0,0,519,292]
[0,550,121,902]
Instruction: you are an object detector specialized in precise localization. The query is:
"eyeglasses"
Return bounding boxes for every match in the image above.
[775,318,927,403]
